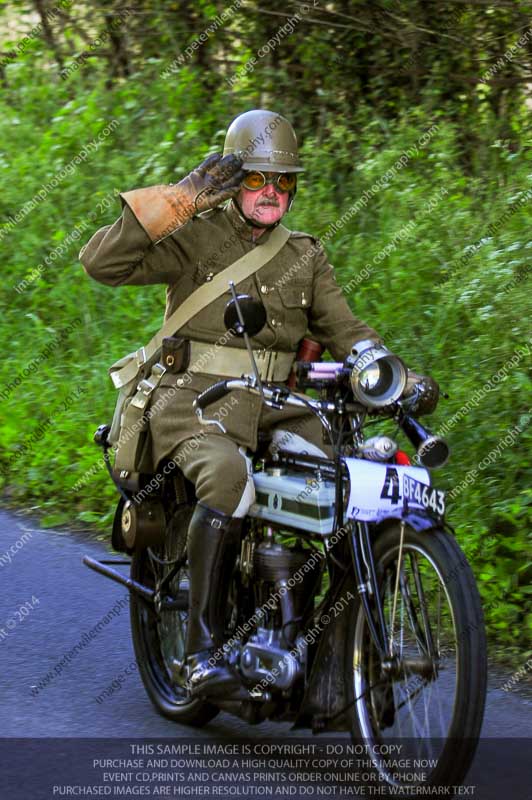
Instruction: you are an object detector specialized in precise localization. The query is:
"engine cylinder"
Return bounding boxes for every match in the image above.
[253,541,322,623]
[253,542,310,581]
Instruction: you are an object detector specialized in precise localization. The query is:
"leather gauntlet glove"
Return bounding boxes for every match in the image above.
[401,370,440,416]
[120,153,245,243]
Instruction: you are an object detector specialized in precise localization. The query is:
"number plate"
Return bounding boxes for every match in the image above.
[403,475,445,518]
[345,458,444,523]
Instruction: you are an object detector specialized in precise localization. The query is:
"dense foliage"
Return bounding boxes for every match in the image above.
[0,1,531,654]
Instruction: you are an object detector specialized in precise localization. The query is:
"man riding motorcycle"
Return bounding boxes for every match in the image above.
[79,109,438,699]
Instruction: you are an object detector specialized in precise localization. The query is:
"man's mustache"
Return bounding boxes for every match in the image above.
[256,198,280,207]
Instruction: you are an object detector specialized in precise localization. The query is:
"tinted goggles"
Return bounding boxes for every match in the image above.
[242,171,297,193]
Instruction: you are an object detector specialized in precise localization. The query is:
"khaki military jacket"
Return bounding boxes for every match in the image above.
[80,197,380,465]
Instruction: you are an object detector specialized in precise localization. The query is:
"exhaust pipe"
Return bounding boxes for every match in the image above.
[82,556,188,610]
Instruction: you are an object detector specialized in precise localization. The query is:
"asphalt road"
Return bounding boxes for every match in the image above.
[0,506,529,799]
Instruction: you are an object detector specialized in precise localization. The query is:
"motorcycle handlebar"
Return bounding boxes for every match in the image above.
[194,379,232,410]
[194,377,334,414]
[193,363,442,419]
[195,359,346,413]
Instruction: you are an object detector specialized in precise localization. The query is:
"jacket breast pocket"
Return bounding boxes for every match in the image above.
[274,285,312,345]
[191,260,216,287]
[278,284,312,310]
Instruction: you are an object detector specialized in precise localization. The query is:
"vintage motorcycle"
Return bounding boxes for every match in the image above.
[84,291,487,793]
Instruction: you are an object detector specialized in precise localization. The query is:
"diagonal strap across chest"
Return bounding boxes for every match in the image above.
[111,223,291,389]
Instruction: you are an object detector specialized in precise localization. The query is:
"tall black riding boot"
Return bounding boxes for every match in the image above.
[185,503,242,697]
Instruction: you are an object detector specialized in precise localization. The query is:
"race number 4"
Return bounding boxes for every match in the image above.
[380,467,401,504]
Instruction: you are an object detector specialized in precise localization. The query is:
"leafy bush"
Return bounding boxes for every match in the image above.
[0,63,530,649]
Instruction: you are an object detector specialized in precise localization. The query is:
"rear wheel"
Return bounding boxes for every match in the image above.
[345,523,487,789]
[130,500,219,726]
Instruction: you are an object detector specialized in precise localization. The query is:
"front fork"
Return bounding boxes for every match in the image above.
[348,520,393,664]
[348,520,438,679]
[348,518,423,674]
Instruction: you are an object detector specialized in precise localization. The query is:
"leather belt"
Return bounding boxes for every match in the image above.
[188,341,296,382]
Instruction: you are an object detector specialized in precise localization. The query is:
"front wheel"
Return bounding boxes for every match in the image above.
[130,501,219,726]
[345,523,487,790]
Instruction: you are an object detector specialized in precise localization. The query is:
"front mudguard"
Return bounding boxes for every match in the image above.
[374,510,443,533]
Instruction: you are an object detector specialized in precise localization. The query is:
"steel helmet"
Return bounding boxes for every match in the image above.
[223,109,304,173]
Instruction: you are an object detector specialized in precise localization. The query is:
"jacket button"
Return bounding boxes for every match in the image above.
[261,284,269,294]
[271,318,277,326]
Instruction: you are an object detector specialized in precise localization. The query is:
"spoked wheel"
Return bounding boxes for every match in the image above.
[345,523,487,790]
[130,501,219,725]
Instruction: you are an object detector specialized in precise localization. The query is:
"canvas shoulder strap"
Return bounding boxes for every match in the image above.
[112,223,291,389]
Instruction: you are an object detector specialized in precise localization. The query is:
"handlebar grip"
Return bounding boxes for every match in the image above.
[195,380,230,410]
